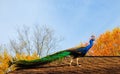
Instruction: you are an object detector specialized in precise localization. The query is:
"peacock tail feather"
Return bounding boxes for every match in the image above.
[14,50,71,68]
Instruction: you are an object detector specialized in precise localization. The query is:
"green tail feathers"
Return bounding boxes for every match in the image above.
[14,50,71,68]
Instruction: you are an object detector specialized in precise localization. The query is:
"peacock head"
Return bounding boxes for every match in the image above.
[91,35,95,41]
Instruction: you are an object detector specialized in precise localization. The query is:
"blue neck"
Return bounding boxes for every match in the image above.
[85,39,94,51]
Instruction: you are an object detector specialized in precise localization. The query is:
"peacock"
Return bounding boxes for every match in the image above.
[12,35,95,68]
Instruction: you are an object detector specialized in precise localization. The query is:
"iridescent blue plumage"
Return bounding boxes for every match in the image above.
[67,38,95,58]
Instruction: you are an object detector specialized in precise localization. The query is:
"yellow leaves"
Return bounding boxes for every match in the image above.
[0,50,12,73]
[0,50,39,73]
[89,27,120,56]
[0,70,4,74]
[15,52,39,61]
[31,52,39,59]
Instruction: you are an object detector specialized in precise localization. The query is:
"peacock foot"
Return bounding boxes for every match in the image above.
[76,64,81,67]
[69,63,72,66]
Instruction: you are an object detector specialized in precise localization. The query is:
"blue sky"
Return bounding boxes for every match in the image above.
[0,0,120,49]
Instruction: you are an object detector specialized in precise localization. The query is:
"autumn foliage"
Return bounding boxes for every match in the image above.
[0,51,12,74]
[88,27,120,56]
[0,50,39,74]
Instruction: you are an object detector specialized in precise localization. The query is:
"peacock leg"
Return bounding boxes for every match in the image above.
[76,58,79,66]
[76,58,81,67]
[69,57,73,66]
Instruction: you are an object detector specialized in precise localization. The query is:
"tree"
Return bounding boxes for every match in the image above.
[33,25,62,57]
[10,25,62,57]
